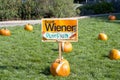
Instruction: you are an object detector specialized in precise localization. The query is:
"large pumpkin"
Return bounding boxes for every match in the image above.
[108,15,116,20]
[24,24,33,31]
[109,49,120,60]
[98,33,108,41]
[0,28,11,36]
[61,42,72,53]
[50,58,70,76]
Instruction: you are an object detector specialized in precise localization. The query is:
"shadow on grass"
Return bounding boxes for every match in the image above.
[0,65,26,70]
[51,48,58,51]
[12,65,26,70]
[40,66,51,75]
[102,55,109,58]
[0,66,7,70]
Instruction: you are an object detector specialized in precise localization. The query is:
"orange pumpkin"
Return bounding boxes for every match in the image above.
[61,42,72,53]
[98,33,108,41]
[24,24,33,31]
[108,15,116,20]
[109,49,120,60]
[0,28,11,36]
[50,58,70,76]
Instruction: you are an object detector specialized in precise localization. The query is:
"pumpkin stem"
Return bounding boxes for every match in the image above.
[28,23,30,25]
[1,27,7,30]
[4,28,7,30]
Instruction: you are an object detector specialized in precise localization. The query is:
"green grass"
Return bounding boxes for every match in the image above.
[0,14,120,80]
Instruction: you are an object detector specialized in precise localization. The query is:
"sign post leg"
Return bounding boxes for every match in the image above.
[58,42,62,60]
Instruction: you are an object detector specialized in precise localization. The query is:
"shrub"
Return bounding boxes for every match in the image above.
[0,0,21,21]
[18,0,76,19]
[92,2,114,14]
[79,4,94,15]
[0,0,76,20]
[78,2,114,15]
[18,0,37,20]
[36,0,76,18]
[112,1,120,13]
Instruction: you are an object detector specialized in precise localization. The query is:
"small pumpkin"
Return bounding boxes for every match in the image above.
[61,42,72,53]
[109,49,120,60]
[0,28,11,36]
[98,33,108,41]
[24,24,33,31]
[108,15,116,20]
[50,58,70,76]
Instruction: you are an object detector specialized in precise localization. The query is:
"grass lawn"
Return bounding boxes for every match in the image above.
[0,14,120,80]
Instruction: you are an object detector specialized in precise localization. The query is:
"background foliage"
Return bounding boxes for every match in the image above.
[0,0,120,20]
[0,0,76,21]
[0,0,21,21]
[77,1,120,16]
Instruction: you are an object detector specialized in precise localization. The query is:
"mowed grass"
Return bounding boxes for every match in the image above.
[0,14,120,80]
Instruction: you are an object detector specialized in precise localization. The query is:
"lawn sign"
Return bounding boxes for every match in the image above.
[42,18,78,76]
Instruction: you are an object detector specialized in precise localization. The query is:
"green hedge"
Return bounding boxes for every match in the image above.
[79,2,114,15]
[0,0,21,20]
[18,0,37,20]
[0,0,76,21]
[92,2,114,14]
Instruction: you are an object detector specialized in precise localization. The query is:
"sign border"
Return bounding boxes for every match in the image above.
[41,18,78,42]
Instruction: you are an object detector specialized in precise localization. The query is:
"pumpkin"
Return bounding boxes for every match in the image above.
[50,58,70,76]
[98,33,108,41]
[0,28,11,36]
[109,49,120,60]
[61,42,72,53]
[24,24,33,31]
[108,15,116,20]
